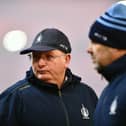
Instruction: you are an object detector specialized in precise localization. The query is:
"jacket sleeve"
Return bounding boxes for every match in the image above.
[0,90,21,126]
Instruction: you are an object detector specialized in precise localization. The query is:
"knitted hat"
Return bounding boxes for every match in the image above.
[20,28,71,54]
[89,1,126,49]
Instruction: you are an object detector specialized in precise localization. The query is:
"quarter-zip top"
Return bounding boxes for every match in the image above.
[0,68,98,126]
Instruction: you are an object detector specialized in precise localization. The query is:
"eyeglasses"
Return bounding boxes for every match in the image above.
[28,53,67,62]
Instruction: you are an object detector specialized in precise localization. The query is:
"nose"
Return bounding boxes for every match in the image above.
[38,57,47,67]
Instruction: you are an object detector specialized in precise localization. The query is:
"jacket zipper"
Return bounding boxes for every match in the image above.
[58,90,70,126]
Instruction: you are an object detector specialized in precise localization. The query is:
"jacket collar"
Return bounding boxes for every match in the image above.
[26,67,81,90]
[98,55,126,82]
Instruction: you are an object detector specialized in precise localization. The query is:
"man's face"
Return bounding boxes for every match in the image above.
[87,41,116,71]
[31,50,70,85]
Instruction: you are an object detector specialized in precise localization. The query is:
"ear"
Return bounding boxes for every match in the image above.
[64,54,71,67]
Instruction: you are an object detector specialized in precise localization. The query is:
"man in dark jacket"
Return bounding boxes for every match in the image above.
[0,28,98,126]
[87,1,126,126]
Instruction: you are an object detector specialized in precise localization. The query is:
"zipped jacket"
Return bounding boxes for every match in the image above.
[0,68,98,126]
[94,55,126,126]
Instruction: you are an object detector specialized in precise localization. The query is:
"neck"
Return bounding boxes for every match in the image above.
[98,55,126,82]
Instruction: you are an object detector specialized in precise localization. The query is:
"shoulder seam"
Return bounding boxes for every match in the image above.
[10,82,30,94]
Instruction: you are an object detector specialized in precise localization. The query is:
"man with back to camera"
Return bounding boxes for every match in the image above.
[0,28,98,126]
[87,1,126,126]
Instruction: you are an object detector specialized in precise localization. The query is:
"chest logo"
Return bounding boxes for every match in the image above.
[109,96,118,115]
[81,104,90,119]
[36,34,43,44]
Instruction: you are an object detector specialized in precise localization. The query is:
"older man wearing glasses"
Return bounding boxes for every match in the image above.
[0,28,97,126]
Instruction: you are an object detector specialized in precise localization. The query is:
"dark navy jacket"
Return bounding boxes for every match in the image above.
[94,55,126,126]
[0,68,97,126]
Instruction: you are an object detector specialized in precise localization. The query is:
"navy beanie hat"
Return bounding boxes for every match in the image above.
[89,1,126,49]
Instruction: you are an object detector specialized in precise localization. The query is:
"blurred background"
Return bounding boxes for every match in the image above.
[0,0,118,96]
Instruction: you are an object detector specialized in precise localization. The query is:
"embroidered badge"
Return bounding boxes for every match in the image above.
[109,96,118,115]
[36,34,42,43]
[59,43,68,51]
[94,32,108,41]
[81,104,90,119]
